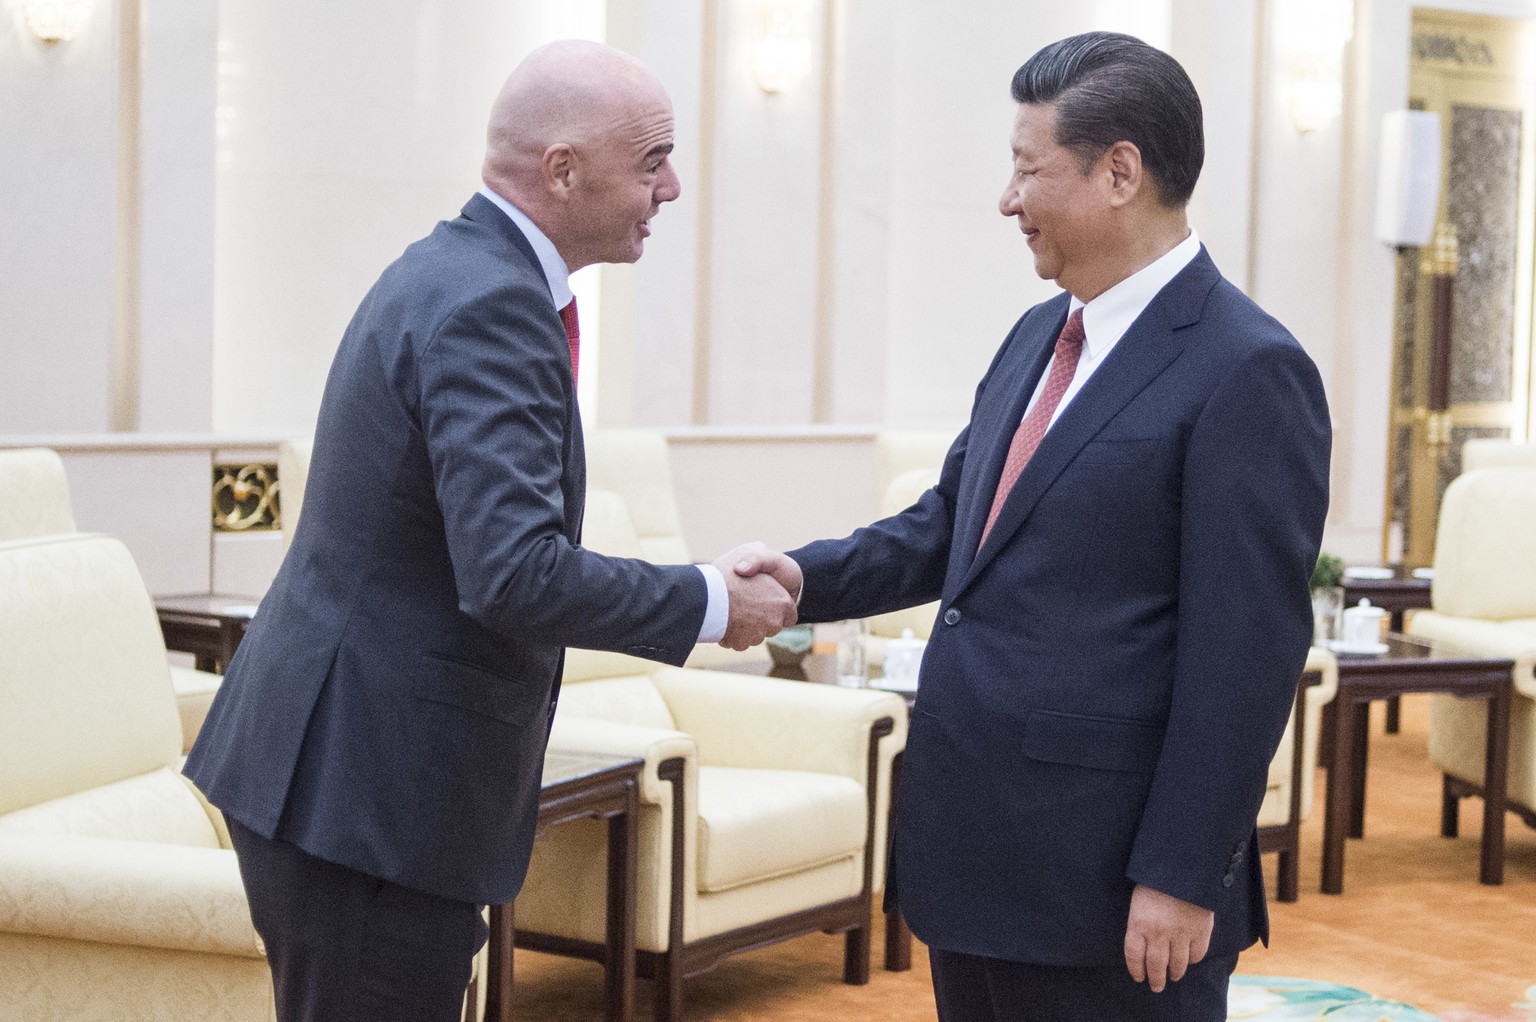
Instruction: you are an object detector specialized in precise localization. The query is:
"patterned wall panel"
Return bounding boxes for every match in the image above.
[1393,248,1420,408]
[1447,104,1521,405]
[1390,424,1414,550]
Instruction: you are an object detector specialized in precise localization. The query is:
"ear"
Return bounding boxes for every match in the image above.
[1102,140,1143,208]
[542,143,576,198]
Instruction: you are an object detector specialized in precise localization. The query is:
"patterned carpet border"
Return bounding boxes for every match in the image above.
[1231,978,1536,1021]
[1230,976,1447,1020]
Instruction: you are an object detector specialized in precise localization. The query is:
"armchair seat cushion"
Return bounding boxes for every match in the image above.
[0,768,222,849]
[696,766,865,894]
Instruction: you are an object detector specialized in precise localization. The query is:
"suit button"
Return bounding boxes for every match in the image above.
[943,608,961,626]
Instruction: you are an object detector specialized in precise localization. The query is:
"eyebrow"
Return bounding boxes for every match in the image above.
[645,143,675,160]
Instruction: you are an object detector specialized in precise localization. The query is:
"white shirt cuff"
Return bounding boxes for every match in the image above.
[695,563,728,644]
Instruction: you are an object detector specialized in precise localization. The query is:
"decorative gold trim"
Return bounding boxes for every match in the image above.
[1419,221,1459,277]
[212,462,281,532]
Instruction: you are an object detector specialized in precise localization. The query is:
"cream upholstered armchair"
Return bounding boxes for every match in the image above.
[864,466,943,665]
[0,533,274,1022]
[0,447,218,752]
[0,532,489,1021]
[1408,467,1536,837]
[512,489,908,1022]
[277,436,314,551]
[584,428,774,672]
[1461,437,1536,471]
[859,431,955,665]
[1256,646,1338,901]
[0,446,78,540]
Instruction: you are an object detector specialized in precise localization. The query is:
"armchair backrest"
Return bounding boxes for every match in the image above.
[867,468,943,641]
[1432,467,1536,620]
[874,430,954,501]
[1461,438,1536,472]
[0,447,77,541]
[278,437,314,552]
[0,534,183,816]
[585,429,691,564]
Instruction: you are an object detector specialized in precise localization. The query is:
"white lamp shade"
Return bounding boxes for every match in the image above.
[1375,110,1442,247]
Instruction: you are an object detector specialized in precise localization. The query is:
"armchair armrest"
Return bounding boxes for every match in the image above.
[0,833,262,958]
[546,716,697,804]
[649,668,908,780]
[169,665,221,754]
[1303,646,1339,709]
[1408,612,1536,698]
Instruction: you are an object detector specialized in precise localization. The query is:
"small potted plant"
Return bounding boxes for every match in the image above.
[1310,553,1345,646]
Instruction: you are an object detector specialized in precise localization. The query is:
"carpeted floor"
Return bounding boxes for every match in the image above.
[508,694,1536,1021]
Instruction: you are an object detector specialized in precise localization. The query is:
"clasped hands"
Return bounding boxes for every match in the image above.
[711,542,803,651]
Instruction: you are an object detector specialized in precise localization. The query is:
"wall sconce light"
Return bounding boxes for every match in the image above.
[25,0,93,42]
[751,1,812,95]
[1277,0,1355,133]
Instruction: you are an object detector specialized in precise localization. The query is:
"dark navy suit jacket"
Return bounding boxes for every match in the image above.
[790,249,1330,966]
[186,194,707,906]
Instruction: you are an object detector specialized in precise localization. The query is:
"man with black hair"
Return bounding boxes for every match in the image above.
[737,31,1330,1021]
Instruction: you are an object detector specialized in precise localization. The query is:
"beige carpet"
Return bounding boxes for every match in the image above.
[508,694,1536,1021]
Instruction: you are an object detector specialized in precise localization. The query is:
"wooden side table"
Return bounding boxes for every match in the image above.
[154,593,261,673]
[487,751,643,1022]
[1320,633,1513,893]
[1341,570,1433,733]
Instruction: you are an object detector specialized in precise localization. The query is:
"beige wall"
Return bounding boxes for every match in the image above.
[7,0,1536,565]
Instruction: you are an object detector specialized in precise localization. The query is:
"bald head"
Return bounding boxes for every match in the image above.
[481,41,681,268]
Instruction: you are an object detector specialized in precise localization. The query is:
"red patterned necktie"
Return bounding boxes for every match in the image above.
[559,297,580,386]
[979,307,1086,549]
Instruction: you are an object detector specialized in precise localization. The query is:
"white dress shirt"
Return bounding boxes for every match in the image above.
[477,187,728,644]
[1020,229,1202,430]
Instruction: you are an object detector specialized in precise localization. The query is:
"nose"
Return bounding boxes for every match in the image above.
[657,159,682,204]
[999,181,1020,217]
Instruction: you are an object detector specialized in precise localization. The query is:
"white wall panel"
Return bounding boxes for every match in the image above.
[0,1,120,433]
[212,0,553,433]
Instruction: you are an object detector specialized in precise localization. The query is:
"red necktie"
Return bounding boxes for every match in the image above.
[559,297,580,386]
[979,308,1086,549]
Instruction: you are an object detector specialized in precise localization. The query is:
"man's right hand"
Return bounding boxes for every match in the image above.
[713,543,798,650]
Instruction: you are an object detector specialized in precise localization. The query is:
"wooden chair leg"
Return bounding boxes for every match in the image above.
[653,950,682,1022]
[843,924,871,985]
[1275,847,1299,903]
[1441,773,1460,838]
[884,905,912,972]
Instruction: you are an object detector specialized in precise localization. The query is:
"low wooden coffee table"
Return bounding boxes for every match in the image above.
[1320,633,1513,893]
[154,593,262,673]
[487,751,643,1022]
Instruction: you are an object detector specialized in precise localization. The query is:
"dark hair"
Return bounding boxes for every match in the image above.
[1011,32,1203,208]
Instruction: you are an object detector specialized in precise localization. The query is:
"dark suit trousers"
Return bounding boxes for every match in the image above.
[228,819,488,1022]
[928,945,1238,1022]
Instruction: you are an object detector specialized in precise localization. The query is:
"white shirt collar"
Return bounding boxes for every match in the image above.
[1069,228,1202,360]
[477,187,573,311]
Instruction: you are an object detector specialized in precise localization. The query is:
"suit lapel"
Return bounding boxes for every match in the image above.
[950,296,1069,567]
[956,249,1221,595]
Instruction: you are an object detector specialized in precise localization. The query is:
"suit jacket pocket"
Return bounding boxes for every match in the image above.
[1020,709,1164,774]
[409,651,547,727]
[1073,437,1165,465]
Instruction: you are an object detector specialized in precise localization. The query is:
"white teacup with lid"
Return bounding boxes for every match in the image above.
[882,628,926,692]
[1339,598,1387,650]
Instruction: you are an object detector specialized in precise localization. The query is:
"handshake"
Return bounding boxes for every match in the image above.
[712,542,803,651]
